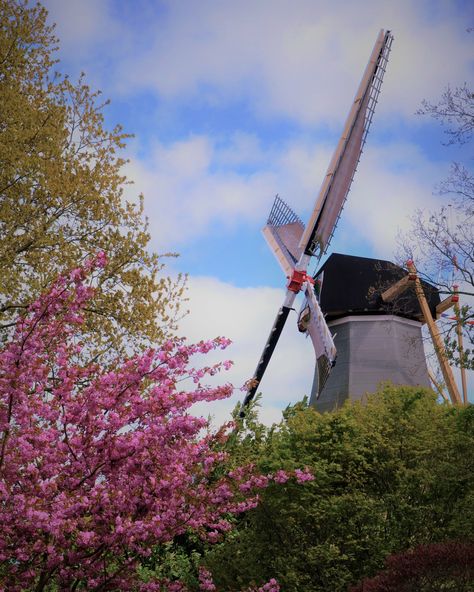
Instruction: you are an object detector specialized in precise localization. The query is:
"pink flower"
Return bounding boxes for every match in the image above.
[273,470,289,484]
[0,257,285,591]
[258,578,280,592]
[95,251,108,268]
[246,579,280,592]
[294,468,314,483]
[77,531,95,545]
[198,567,216,591]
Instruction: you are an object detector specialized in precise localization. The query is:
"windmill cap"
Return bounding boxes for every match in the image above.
[315,253,440,322]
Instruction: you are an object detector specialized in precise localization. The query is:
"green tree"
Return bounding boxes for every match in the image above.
[0,0,185,358]
[205,385,474,591]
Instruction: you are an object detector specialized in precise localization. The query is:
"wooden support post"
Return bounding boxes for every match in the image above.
[452,286,468,405]
[427,368,449,403]
[436,295,456,316]
[381,274,410,303]
[406,261,462,405]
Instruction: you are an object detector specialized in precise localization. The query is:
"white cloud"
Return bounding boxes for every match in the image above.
[123,133,332,251]
[123,135,281,251]
[45,1,472,127]
[177,276,316,426]
[44,0,121,54]
[216,132,268,168]
[342,141,452,258]
[111,0,472,124]
[123,128,450,261]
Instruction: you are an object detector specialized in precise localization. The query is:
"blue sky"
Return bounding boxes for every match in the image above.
[43,0,473,423]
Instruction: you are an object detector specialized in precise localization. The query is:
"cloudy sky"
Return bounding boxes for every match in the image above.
[43,0,473,423]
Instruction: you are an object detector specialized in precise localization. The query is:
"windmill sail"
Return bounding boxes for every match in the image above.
[241,30,393,414]
[262,196,305,276]
[300,29,393,258]
[240,303,293,411]
[303,282,336,397]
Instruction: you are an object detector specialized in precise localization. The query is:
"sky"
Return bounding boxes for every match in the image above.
[43,0,473,425]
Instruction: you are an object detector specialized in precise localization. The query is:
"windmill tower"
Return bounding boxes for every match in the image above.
[309,253,440,412]
[241,30,394,413]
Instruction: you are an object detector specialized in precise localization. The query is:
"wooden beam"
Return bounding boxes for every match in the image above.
[452,286,468,405]
[406,261,462,405]
[381,274,410,303]
[427,368,449,403]
[436,295,455,316]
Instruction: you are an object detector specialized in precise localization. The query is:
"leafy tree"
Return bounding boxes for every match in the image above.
[350,540,474,592]
[0,255,303,590]
[398,81,474,369]
[205,385,474,591]
[0,0,184,359]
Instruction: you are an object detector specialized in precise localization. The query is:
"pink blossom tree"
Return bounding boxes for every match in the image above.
[0,255,304,591]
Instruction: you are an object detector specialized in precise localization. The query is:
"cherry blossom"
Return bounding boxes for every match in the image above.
[0,256,309,590]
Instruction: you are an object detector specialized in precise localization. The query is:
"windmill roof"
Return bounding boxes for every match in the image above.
[315,253,440,322]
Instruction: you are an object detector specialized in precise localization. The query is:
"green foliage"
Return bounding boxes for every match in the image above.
[137,538,203,590]
[205,385,474,591]
[0,0,185,358]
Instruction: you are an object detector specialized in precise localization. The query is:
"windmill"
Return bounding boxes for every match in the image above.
[307,253,441,412]
[304,252,467,411]
[240,29,394,414]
